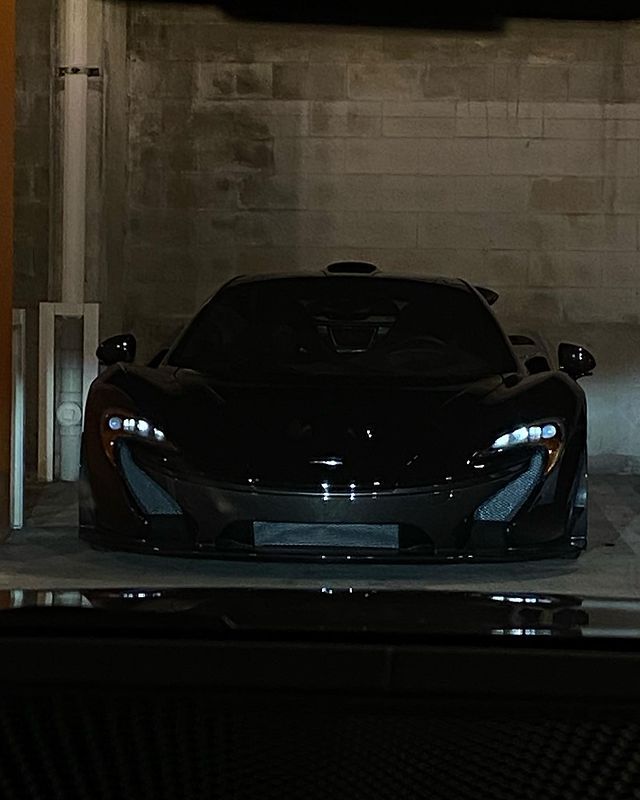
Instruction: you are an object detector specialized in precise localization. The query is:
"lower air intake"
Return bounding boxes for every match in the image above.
[475,450,546,523]
[254,522,399,549]
[118,442,182,516]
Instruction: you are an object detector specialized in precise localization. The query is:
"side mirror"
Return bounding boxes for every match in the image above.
[96,334,137,366]
[558,342,596,380]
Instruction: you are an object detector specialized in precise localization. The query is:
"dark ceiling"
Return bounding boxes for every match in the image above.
[146,1,638,29]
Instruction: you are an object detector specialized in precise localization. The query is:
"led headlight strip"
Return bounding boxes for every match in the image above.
[107,415,166,442]
[491,423,558,450]
[101,410,169,465]
[490,421,563,474]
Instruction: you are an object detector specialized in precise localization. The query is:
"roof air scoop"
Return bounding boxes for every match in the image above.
[323,261,379,276]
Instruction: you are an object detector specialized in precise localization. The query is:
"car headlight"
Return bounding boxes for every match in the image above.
[488,420,564,474]
[101,410,172,465]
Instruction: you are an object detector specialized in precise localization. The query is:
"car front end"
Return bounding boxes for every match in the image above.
[81,398,586,562]
[81,273,589,562]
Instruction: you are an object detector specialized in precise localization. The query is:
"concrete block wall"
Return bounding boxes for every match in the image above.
[14,0,53,476]
[121,8,640,470]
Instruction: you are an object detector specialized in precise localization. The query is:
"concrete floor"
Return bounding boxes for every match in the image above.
[1,476,639,596]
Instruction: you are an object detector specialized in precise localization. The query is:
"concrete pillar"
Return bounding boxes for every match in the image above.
[100,0,127,338]
[61,0,88,305]
[0,0,16,535]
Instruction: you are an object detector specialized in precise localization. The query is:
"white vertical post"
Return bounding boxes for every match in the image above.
[38,303,56,483]
[11,310,25,529]
[61,0,88,305]
[38,303,100,482]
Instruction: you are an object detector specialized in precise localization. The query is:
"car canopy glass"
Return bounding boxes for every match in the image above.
[168,277,518,382]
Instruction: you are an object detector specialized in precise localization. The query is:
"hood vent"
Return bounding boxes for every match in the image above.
[323,261,379,276]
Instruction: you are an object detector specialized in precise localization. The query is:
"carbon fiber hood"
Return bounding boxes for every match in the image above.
[164,370,507,487]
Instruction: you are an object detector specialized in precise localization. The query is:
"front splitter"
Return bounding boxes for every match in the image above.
[80,525,582,563]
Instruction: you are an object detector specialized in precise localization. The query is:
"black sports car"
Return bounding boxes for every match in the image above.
[80,262,595,561]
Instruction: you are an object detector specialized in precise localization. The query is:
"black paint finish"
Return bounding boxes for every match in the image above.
[82,271,592,560]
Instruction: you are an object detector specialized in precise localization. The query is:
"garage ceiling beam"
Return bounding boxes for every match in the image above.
[0,0,15,536]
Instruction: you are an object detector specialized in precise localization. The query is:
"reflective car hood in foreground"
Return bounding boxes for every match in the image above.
[2,588,640,641]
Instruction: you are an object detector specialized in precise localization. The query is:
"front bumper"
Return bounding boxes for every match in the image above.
[81,443,581,562]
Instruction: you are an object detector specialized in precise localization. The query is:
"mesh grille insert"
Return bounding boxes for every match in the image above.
[118,443,182,516]
[475,449,546,522]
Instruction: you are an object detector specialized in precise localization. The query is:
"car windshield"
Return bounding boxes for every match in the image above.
[168,277,518,382]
